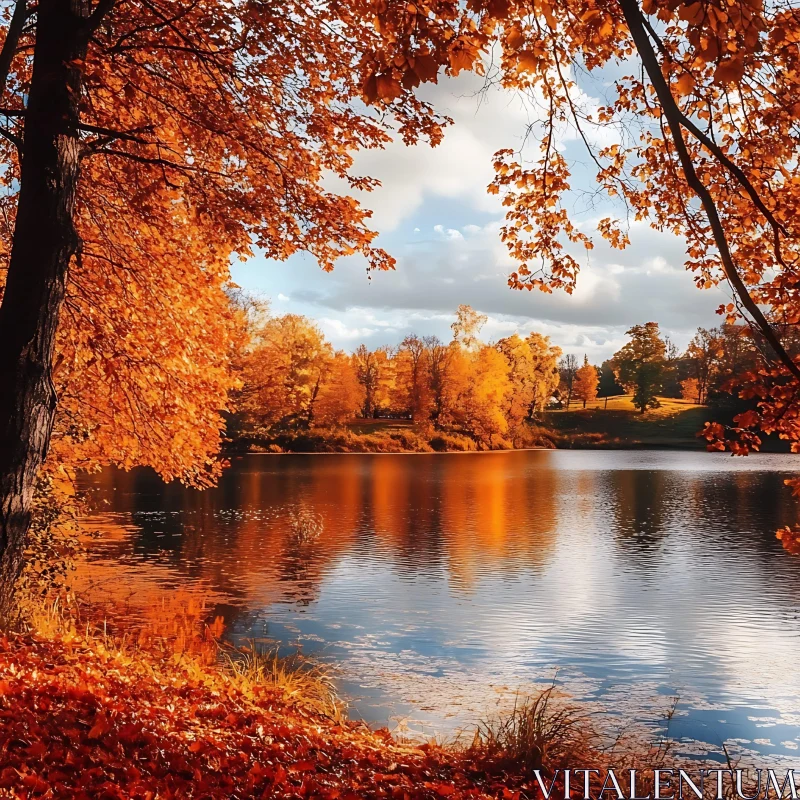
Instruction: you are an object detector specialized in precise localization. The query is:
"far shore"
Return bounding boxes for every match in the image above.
[228,395,793,455]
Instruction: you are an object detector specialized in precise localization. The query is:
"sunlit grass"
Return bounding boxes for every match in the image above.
[546,395,712,448]
[24,590,346,723]
[222,643,345,722]
[554,394,705,416]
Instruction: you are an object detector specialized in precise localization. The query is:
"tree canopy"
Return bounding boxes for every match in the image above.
[612,323,668,413]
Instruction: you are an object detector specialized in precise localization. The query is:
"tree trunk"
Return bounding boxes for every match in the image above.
[0,0,90,617]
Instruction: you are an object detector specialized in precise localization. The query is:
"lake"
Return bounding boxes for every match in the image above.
[77,450,800,763]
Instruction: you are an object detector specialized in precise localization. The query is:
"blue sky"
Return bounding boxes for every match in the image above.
[232,70,728,363]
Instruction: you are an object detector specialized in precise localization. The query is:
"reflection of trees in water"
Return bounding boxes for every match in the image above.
[604,470,670,555]
[441,454,559,592]
[80,455,800,621]
[80,453,565,611]
[598,466,800,604]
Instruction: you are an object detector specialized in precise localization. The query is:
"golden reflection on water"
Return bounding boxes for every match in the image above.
[77,450,800,760]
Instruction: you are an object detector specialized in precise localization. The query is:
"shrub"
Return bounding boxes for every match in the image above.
[429,432,478,452]
[223,643,344,722]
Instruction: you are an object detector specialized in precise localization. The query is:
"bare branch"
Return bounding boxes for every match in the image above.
[78,122,154,146]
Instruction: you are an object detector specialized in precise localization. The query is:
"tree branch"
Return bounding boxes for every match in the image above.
[78,122,154,146]
[0,125,21,150]
[85,0,116,34]
[618,0,800,385]
[0,0,29,101]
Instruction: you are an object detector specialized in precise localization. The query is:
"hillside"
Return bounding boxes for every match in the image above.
[545,395,715,449]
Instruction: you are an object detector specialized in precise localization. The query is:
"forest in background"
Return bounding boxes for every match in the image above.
[230,303,777,453]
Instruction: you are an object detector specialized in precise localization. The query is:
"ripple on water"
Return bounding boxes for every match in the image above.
[76,450,800,761]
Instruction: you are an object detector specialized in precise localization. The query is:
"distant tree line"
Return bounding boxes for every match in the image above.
[234,305,562,448]
[596,321,792,414]
[235,306,785,443]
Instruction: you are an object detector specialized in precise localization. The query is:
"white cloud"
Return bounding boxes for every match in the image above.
[232,69,723,360]
[318,317,378,341]
[434,224,464,241]
[323,72,537,232]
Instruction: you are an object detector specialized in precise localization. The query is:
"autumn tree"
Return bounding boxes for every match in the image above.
[354,345,382,419]
[424,336,453,423]
[446,344,512,447]
[314,353,364,427]
[496,334,535,427]
[681,378,701,404]
[661,337,682,397]
[451,304,487,351]
[496,332,561,423]
[397,334,430,421]
[239,314,333,430]
[710,324,759,395]
[598,361,624,401]
[373,348,399,416]
[684,328,720,405]
[0,0,450,610]
[612,323,668,413]
[527,333,562,415]
[572,356,599,408]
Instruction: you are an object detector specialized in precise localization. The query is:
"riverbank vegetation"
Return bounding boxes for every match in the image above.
[230,307,777,454]
[0,610,504,798]
[231,304,562,452]
[3,588,694,800]
[1,588,613,799]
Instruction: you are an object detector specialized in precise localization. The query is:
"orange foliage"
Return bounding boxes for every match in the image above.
[680,378,701,404]
[0,0,450,489]
[572,358,599,409]
[234,306,564,450]
[0,629,529,799]
[361,0,800,534]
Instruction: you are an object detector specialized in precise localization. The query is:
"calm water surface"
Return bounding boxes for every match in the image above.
[78,450,800,762]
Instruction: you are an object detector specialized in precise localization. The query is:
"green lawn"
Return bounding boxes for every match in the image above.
[546,395,714,448]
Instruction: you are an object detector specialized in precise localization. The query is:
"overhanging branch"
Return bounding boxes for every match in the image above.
[618,0,800,385]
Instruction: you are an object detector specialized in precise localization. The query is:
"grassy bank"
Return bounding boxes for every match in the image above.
[1,595,721,799]
[233,398,713,454]
[545,396,713,449]
[236,419,556,454]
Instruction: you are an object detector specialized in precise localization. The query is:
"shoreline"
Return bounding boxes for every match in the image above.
[225,442,712,455]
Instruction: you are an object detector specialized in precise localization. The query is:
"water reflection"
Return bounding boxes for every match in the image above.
[77,451,800,761]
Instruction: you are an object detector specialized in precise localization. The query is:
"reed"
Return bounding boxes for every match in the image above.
[223,642,345,722]
[466,685,588,773]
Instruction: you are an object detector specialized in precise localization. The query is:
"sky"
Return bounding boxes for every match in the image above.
[231,70,730,364]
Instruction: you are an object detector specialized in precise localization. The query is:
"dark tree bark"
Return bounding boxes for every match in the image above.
[0,0,95,617]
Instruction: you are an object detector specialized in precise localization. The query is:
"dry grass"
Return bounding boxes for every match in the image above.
[24,591,346,724]
[465,686,590,774]
[222,642,345,722]
[288,507,324,542]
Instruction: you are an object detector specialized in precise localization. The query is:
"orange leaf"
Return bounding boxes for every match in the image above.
[713,55,744,84]
[375,74,402,101]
